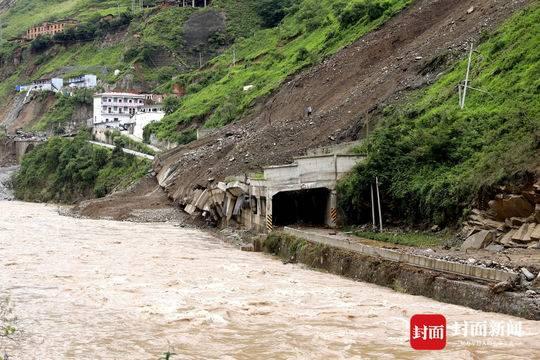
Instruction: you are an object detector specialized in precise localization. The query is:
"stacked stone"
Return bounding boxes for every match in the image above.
[461,179,540,250]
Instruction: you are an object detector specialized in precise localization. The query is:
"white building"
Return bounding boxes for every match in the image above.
[93,92,148,127]
[126,105,165,140]
[66,74,97,89]
[16,78,64,93]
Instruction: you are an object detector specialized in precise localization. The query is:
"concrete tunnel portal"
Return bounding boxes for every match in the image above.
[272,188,330,227]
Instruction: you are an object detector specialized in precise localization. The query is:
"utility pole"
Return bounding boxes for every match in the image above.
[375,177,383,232]
[460,43,474,109]
[370,184,376,230]
[199,52,203,68]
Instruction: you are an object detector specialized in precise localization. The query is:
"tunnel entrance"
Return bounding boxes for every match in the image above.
[272,188,330,227]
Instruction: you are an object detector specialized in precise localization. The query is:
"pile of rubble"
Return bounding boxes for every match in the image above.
[461,180,540,251]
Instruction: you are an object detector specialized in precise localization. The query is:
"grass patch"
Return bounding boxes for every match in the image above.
[352,230,447,248]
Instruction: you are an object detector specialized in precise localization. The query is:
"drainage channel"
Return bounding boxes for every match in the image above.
[283,227,518,284]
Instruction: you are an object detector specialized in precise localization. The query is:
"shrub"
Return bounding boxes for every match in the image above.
[339,0,390,28]
[30,36,52,53]
[255,0,293,28]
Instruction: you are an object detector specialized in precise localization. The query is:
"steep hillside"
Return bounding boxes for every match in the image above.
[154,0,531,209]
[148,0,412,142]
[337,3,540,226]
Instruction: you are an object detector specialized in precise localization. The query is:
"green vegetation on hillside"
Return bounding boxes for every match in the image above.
[105,130,157,156]
[148,0,411,142]
[14,132,150,203]
[33,89,93,132]
[337,5,540,226]
[0,0,130,39]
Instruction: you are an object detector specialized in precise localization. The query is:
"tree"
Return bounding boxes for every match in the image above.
[162,96,181,115]
[30,36,52,53]
[256,0,293,28]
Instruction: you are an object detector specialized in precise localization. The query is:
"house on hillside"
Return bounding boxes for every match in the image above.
[92,92,166,129]
[93,92,147,128]
[158,0,211,8]
[24,19,78,40]
[123,105,165,140]
[16,78,64,93]
[66,74,97,89]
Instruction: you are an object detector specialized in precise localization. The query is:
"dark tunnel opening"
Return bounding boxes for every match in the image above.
[272,188,329,227]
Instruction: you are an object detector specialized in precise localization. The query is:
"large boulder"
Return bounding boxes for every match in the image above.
[461,230,495,250]
[488,195,534,221]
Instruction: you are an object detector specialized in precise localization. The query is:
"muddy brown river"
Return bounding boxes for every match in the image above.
[0,201,539,359]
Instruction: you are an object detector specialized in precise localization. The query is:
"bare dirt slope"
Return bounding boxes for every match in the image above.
[156,0,529,201]
[72,175,185,222]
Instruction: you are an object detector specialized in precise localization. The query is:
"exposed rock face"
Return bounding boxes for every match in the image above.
[489,195,535,221]
[463,178,540,250]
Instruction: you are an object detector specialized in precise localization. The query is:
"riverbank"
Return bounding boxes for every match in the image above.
[258,230,540,320]
[1,201,540,358]
[0,165,18,200]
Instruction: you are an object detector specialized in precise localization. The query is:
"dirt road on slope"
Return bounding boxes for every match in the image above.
[155,0,529,202]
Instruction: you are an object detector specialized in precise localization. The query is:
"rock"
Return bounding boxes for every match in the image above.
[522,190,540,207]
[467,6,475,14]
[532,273,540,289]
[531,224,540,241]
[485,244,504,253]
[491,280,512,294]
[499,229,516,246]
[506,217,528,227]
[488,195,534,221]
[461,230,495,250]
[240,244,254,252]
[431,225,440,232]
[462,226,480,238]
[520,268,535,281]
[525,290,536,297]
[536,204,540,223]
[184,204,197,215]
[512,223,536,243]
[527,241,539,249]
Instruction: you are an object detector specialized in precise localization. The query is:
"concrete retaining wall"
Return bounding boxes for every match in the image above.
[284,227,518,283]
[264,231,540,320]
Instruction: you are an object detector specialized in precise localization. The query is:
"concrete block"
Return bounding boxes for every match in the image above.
[184,204,197,215]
